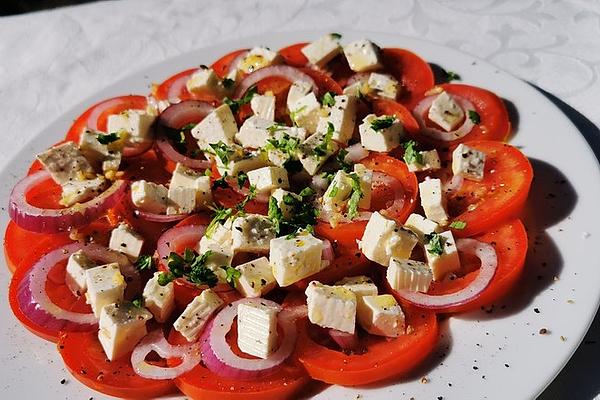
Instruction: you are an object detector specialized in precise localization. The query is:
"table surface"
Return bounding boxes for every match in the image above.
[1,0,599,399]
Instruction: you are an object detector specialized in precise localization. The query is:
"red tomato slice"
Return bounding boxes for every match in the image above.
[447,141,533,237]
[381,48,435,108]
[278,42,308,67]
[301,67,343,95]
[372,98,420,136]
[211,48,250,78]
[58,331,176,398]
[154,68,221,104]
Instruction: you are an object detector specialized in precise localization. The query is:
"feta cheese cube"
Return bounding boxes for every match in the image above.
[323,170,353,214]
[387,258,433,292]
[406,149,441,172]
[418,178,449,225]
[403,213,440,241]
[234,257,277,298]
[247,166,289,194]
[353,163,373,209]
[428,91,464,132]
[270,232,325,287]
[36,142,95,185]
[79,128,122,173]
[216,147,269,177]
[237,47,281,74]
[271,188,301,220]
[107,109,155,144]
[250,94,276,121]
[289,92,322,134]
[425,231,461,281]
[367,73,399,99]
[98,302,153,361]
[65,250,96,296]
[359,211,418,266]
[186,67,222,94]
[167,186,196,215]
[169,163,212,209]
[357,295,405,337]
[109,223,144,261]
[85,263,126,317]
[173,289,224,342]
[343,80,370,98]
[143,271,175,322]
[237,301,279,359]
[298,130,340,175]
[131,180,168,214]
[191,104,237,149]
[305,281,357,334]
[235,116,273,149]
[343,39,382,72]
[287,80,313,110]
[60,176,107,206]
[320,94,357,144]
[199,225,233,283]
[231,214,276,253]
[359,114,403,152]
[335,275,378,301]
[452,144,486,181]
[301,33,342,67]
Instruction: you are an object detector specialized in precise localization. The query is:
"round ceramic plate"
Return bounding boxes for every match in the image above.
[1,31,599,400]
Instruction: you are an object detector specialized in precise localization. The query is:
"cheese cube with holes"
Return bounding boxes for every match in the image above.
[403,213,440,241]
[250,94,276,121]
[359,114,403,152]
[301,34,342,66]
[368,73,399,99]
[287,80,313,110]
[289,93,322,134]
[247,166,289,194]
[428,91,464,132]
[452,144,486,181]
[235,116,273,149]
[353,163,373,209]
[359,211,418,266]
[174,289,224,342]
[406,149,441,172]
[109,223,144,260]
[298,130,340,175]
[387,258,433,292]
[271,188,301,220]
[323,170,353,214]
[234,257,277,298]
[271,233,325,287]
[343,39,382,72]
[306,281,357,334]
[143,272,175,322]
[79,128,122,173]
[107,109,155,143]
[191,104,237,149]
[231,215,276,253]
[186,67,222,94]
[237,301,279,359]
[36,142,95,185]
[98,302,153,361]
[60,176,107,206]
[169,163,212,209]
[85,263,126,317]
[65,250,96,296]
[357,295,405,337]
[320,94,357,144]
[419,178,449,225]
[335,275,378,301]
[237,47,281,74]
[425,231,461,281]
[131,180,168,214]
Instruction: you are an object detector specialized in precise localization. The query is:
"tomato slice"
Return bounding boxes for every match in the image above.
[58,331,176,398]
[372,98,420,136]
[301,67,343,95]
[447,141,533,237]
[292,248,370,290]
[381,48,435,108]
[296,304,438,385]
[154,68,221,104]
[211,48,250,78]
[278,42,308,67]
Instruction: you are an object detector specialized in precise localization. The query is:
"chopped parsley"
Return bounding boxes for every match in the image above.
[446,70,461,82]
[204,168,212,177]
[212,172,230,190]
[335,148,352,173]
[425,233,444,256]
[157,271,175,286]
[347,173,363,220]
[237,171,248,188]
[265,133,300,156]
[449,220,467,230]
[321,91,336,107]
[208,141,234,165]
[187,250,218,286]
[131,296,144,308]
[180,122,197,130]
[289,105,306,126]
[330,33,342,39]
[402,140,424,165]
[268,196,284,235]
[314,122,334,157]
[267,123,286,134]
[267,187,317,237]
[221,78,235,89]
[206,206,234,238]
[224,85,257,113]
[134,254,154,271]
[97,132,120,145]
[299,187,315,197]
[328,185,339,198]
[236,185,257,212]
[222,266,241,288]
[370,116,395,131]
[163,248,218,287]
[468,110,481,125]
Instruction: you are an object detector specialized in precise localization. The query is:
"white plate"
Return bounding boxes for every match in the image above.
[1,31,599,400]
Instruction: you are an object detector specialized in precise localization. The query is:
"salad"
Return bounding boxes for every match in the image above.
[5,33,533,399]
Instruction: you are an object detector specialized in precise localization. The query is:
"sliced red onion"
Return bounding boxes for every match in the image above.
[372,171,405,219]
[226,50,249,79]
[156,224,207,263]
[199,298,297,380]
[134,209,188,223]
[328,328,360,351]
[321,238,334,262]
[158,100,215,130]
[131,330,201,379]
[8,171,127,233]
[86,98,125,131]
[413,94,476,141]
[345,143,369,163]
[443,174,464,194]
[392,239,498,310]
[122,139,154,158]
[155,137,212,170]
[230,181,270,204]
[167,73,191,104]
[234,65,318,99]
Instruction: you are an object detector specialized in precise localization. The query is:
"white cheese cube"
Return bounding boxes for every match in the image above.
[357,295,405,337]
[174,289,224,342]
[403,213,440,241]
[419,178,449,225]
[298,130,340,175]
[169,163,212,209]
[359,114,403,152]
[130,180,168,214]
[191,104,237,149]
[236,116,273,149]
[60,176,107,206]
[271,188,301,220]
[36,142,95,185]
[277,125,309,141]
[142,271,175,323]
[186,67,222,94]
[199,233,233,284]
[305,281,357,334]
[98,302,152,361]
[387,258,433,293]
[237,301,279,359]
[301,33,342,67]
[79,128,122,173]
[335,275,378,301]
[367,73,399,99]
[289,93,322,134]
[287,80,313,110]
[167,186,196,215]
[107,109,155,144]
[320,95,357,144]
[237,47,281,74]
[216,148,269,177]
[250,94,276,121]
[359,211,418,266]
[85,263,126,317]
[234,257,277,298]
[428,91,464,132]
[343,39,382,72]
[231,214,276,253]
[425,231,461,281]
[270,233,325,287]
[108,223,144,261]
[353,163,373,209]
[452,144,486,181]
[343,81,370,98]
[323,170,353,214]
[65,250,96,296]
[406,149,441,172]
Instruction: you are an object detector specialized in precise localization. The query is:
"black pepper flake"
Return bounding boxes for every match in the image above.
[504,363,510,368]
[60,378,66,384]
[473,365,478,370]
[534,308,540,314]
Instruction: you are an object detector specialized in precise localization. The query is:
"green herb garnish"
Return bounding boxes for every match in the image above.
[446,70,461,82]
[347,173,363,220]
[335,148,352,173]
[164,248,218,287]
[289,105,307,126]
[224,85,257,113]
[212,172,230,190]
[157,271,175,286]
[449,220,467,230]
[236,185,257,212]
[134,254,154,271]
[330,33,342,39]
[425,233,444,256]
[328,185,339,198]
[97,132,120,145]
[187,250,218,286]
[237,171,248,188]
[268,196,284,235]
[222,266,241,288]
[221,78,235,89]
[299,187,315,197]
[370,116,396,131]
[468,110,481,125]
[206,206,234,238]
[313,122,334,157]
[132,296,144,308]
[402,140,424,165]
[208,141,234,165]
[321,91,336,107]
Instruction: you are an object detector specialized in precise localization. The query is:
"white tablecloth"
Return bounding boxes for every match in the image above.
[1,0,599,398]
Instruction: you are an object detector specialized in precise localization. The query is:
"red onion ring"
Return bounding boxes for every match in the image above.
[413,94,476,141]
[86,98,125,131]
[234,65,318,99]
[230,181,270,203]
[157,224,207,264]
[328,328,360,351]
[9,171,127,233]
[155,137,212,170]
[321,238,334,262]
[122,139,154,158]
[372,171,405,219]
[131,330,201,379]
[199,298,297,380]
[134,209,188,223]
[167,73,191,104]
[226,50,250,79]
[391,239,497,310]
